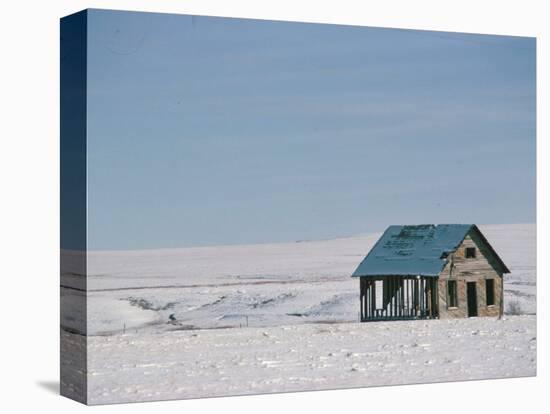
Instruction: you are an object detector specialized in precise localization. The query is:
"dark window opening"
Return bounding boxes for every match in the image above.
[467,282,478,317]
[447,280,458,308]
[465,247,476,258]
[486,279,495,306]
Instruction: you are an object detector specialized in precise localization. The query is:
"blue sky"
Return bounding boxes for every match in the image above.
[86,9,536,250]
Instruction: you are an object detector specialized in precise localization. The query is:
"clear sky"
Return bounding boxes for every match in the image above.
[86,9,536,250]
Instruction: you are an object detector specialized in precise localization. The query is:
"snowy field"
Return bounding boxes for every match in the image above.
[85,316,536,404]
[60,223,536,404]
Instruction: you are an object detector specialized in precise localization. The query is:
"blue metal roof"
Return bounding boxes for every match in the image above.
[351,224,474,277]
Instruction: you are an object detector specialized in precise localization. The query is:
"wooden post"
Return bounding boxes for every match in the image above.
[366,279,369,320]
[393,277,397,317]
[421,277,428,317]
[370,279,376,316]
[390,276,395,318]
[426,279,433,318]
[402,278,406,317]
[365,280,369,319]
[359,277,366,322]
[419,277,423,317]
[405,278,409,317]
[368,280,372,319]
[360,278,364,321]
[435,277,440,318]
[414,278,417,316]
[431,278,433,317]
[387,277,391,318]
[362,280,365,320]
[433,278,438,318]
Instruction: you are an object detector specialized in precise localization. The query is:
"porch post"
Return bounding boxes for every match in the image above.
[360,278,364,321]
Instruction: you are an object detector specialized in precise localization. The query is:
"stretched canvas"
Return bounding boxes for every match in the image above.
[60,8,537,405]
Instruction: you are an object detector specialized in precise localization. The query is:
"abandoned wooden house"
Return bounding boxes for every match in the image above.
[352,224,510,321]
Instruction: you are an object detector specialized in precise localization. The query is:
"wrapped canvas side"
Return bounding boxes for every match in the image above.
[60,10,88,405]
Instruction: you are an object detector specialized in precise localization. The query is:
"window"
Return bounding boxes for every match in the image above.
[486,279,495,306]
[465,247,476,258]
[447,280,458,308]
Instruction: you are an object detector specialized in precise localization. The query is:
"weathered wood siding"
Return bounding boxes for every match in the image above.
[438,230,503,319]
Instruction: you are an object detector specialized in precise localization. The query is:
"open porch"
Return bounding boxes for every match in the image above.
[360,275,439,321]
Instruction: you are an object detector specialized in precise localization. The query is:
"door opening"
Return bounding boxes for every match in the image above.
[467,282,478,317]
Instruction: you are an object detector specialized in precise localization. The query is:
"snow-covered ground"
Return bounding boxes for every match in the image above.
[60,223,536,404]
[86,316,536,404]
